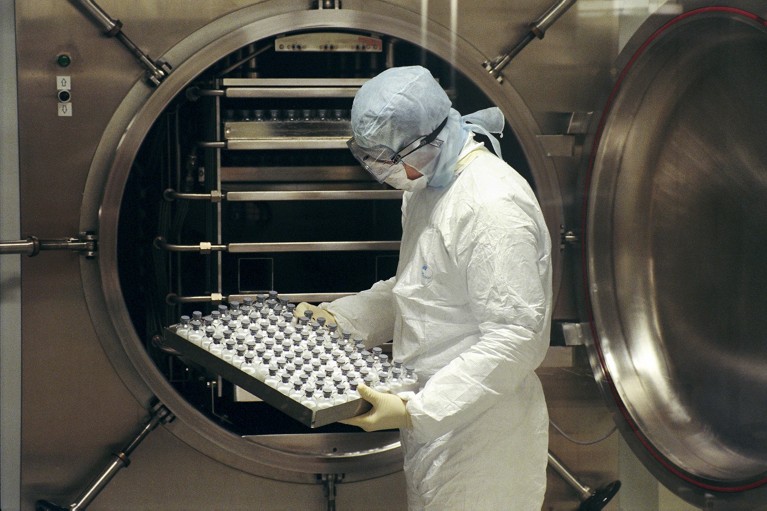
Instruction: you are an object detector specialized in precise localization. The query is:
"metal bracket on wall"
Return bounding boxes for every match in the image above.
[315,0,342,9]
[319,473,344,511]
[0,232,98,259]
[70,0,172,87]
[35,402,175,511]
[560,225,579,251]
[483,0,577,83]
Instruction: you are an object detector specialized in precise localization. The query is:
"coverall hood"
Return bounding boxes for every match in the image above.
[350,65,505,188]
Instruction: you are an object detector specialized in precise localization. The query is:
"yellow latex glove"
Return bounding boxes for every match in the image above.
[339,384,411,432]
[295,302,338,327]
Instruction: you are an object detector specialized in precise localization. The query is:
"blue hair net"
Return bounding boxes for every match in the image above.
[351,66,505,188]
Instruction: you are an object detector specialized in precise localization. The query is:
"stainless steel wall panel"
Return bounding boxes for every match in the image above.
[93,426,409,511]
[1,1,22,509]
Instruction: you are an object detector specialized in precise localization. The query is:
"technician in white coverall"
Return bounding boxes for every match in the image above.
[299,66,552,510]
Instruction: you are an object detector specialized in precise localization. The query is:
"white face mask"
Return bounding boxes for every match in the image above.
[383,166,428,191]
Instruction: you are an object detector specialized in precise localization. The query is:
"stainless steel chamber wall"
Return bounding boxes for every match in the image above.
[15,2,573,509]
[8,0,767,510]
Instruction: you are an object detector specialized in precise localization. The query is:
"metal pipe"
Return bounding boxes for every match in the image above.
[185,87,226,101]
[229,241,401,253]
[548,451,592,500]
[164,188,402,203]
[70,0,172,86]
[154,237,399,254]
[70,0,121,34]
[0,237,39,256]
[163,189,224,202]
[0,235,97,258]
[165,293,225,305]
[197,141,227,149]
[226,190,403,201]
[483,0,577,82]
[153,237,226,254]
[36,403,174,511]
[531,0,578,38]
[548,451,621,511]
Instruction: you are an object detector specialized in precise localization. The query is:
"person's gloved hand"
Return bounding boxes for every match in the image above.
[339,384,411,431]
[295,302,338,327]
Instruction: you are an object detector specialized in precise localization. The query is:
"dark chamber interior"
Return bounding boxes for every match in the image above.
[117,29,531,435]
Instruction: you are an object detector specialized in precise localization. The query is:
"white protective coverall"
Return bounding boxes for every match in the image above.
[326,133,552,510]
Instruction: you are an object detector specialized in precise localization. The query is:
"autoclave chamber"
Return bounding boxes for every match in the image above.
[11,0,767,509]
[79,0,558,499]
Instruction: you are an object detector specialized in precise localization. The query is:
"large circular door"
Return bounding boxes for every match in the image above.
[584,3,767,509]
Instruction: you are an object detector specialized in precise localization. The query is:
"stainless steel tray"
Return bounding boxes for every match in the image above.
[163,327,371,428]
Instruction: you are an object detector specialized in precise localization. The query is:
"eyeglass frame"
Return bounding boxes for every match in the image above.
[347,116,449,183]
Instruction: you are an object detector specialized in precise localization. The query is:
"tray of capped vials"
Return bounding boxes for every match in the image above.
[162,295,417,428]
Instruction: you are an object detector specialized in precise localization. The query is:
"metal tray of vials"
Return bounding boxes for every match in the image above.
[160,294,417,428]
[163,327,371,428]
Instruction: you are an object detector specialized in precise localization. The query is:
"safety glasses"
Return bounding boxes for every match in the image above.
[347,116,448,183]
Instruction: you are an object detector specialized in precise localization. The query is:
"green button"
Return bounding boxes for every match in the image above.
[57,54,71,67]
